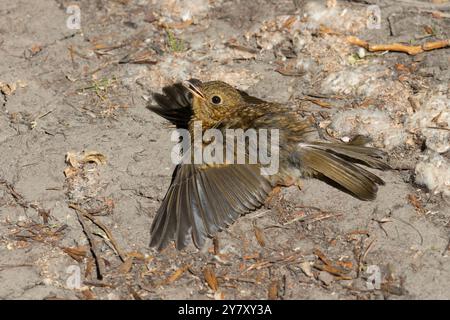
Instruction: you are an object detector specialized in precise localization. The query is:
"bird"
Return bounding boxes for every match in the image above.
[147,79,390,250]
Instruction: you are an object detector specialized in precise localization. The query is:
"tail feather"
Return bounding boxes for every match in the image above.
[299,143,388,200]
[310,142,391,170]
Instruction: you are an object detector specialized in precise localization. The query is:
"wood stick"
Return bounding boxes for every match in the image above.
[69,203,126,262]
[72,206,105,280]
[347,36,450,55]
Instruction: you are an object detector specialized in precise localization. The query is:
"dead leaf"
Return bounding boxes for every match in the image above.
[85,257,94,278]
[431,111,443,123]
[281,16,297,30]
[424,25,434,35]
[431,11,442,19]
[81,151,106,165]
[336,260,353,269]
[164,265,189,284]
[63,166,78,178]
[162,19,193,29]
[127,251,145,260]
[314,263,352,279]
[313,248,333,266]
[268,280,278,300]
[408,194,423,211]
[81,288,96,300]
[65,152,79,168]
[203,266,219,291]
[319,24,340,36]
[395,63,410,72]
[30,44,43,55]
[0,82,17,95]
[275,66,305,77]
[253,225,266,247]
[225,39,258,54]
[304,97,332,108]
[63,246,88,262]
[213,237,220,255]
[381,282,405,296]
[118,257,134,274]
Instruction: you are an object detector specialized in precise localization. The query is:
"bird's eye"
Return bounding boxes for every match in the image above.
[211,95,222,105]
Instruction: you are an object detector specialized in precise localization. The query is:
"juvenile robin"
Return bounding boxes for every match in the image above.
[148,79,390,250]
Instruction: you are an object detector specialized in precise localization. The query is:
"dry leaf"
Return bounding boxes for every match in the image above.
[81,288,96,300]
[85,257,95,278]
[281,16,297,30]
[253,225,266,247]
[424,25,434,35]
[395,63,410,72]
[81,151,107,165]
[203,266,219,291]
[431,11,442,19]
[118,257,134,274]
[408,194,423,210]
[336,260,353,269]
[164,265,189,284]
[319,24,340,35]
[127,251,145,260]
[64,166,78,178]
[213,237,220,255]
[275,66,305,77]
[268,280,278,300]
[313,249,332,266]
[305,98,332,108]
[65,152,79,167]
[63,246,88,262]
[0,82,17,95]
[431,111,443,123]
[314,263,351,278]
[162,19,193,29]
[30,44,43,55]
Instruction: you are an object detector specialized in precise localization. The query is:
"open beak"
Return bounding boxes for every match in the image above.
[182,80,206,101]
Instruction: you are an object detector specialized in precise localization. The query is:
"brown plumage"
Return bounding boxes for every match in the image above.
[148,79,390,250]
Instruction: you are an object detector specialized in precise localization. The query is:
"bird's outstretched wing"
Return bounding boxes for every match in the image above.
[148,79,201,129]
[150,164,272,250]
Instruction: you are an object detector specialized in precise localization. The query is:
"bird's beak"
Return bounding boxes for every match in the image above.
[182,80,206,101]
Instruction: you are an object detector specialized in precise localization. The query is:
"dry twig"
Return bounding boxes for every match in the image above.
[69,203,126,262]
[347,36,450,55]
[72,206,105,280]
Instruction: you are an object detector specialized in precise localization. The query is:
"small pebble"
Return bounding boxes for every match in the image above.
[318,271,334,286]
[357,47,366,59]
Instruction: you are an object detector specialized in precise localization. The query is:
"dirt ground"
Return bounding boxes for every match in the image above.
[0,0,449,300]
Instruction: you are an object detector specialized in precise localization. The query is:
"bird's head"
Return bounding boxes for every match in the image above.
[182,80,243,125]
